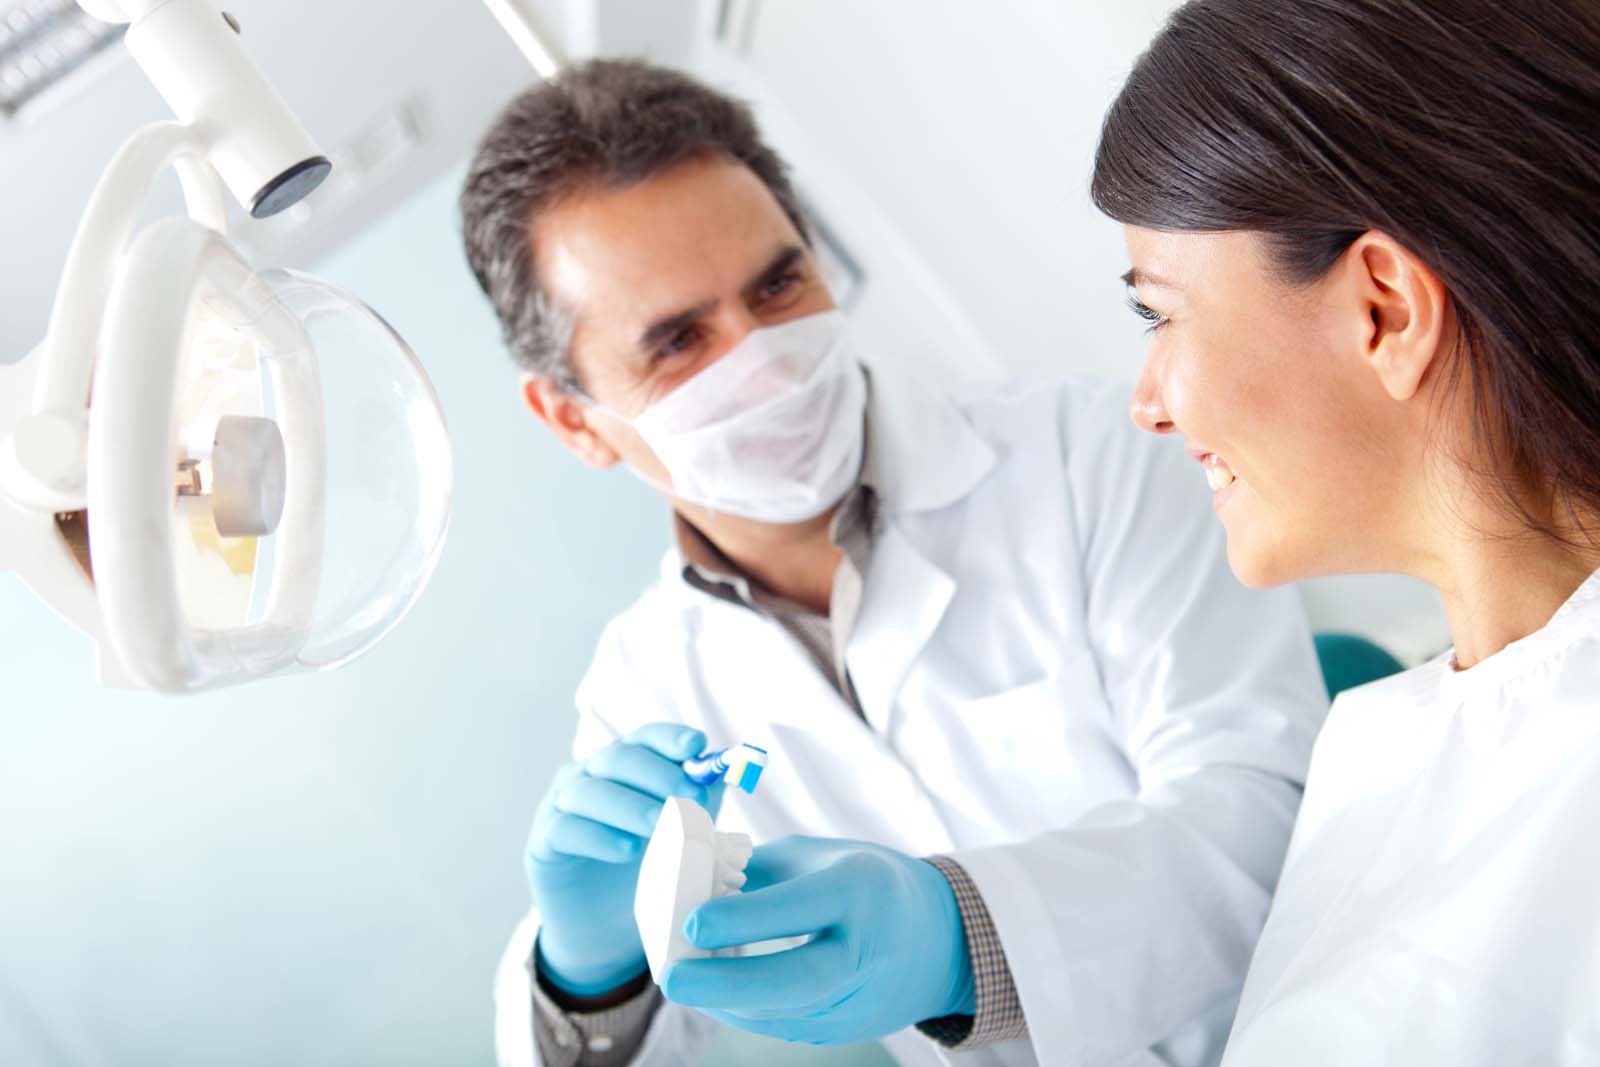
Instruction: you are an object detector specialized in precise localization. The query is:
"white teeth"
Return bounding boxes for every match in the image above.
[1204,461,1237,492]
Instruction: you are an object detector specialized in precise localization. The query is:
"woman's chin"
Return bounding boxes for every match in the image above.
[1224,529,1305,590]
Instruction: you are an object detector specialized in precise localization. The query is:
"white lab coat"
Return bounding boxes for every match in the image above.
[495,370,1329,1067]
[1224,568,1600,1067]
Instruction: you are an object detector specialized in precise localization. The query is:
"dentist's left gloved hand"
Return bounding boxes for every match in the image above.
[660,835,975,1045]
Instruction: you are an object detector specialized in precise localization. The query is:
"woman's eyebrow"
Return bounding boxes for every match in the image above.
[1122,267,1177,290]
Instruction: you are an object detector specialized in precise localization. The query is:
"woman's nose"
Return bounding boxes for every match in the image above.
[1130,366,1176,435]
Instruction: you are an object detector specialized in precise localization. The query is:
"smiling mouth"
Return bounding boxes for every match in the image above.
[1199,453,1237,492]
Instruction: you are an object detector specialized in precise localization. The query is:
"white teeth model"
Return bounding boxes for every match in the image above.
[1205,459,1238,492]
[634,797,754,983]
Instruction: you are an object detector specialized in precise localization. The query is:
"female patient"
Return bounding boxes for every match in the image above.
[1093,0,1600,1062]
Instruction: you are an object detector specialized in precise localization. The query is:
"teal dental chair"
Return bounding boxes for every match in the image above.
[1314,632,1406,699]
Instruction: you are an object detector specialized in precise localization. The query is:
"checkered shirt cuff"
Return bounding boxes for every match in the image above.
[916,855,1029,1050]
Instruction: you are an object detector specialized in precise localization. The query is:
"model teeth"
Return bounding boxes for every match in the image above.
[1204,460,1237,492]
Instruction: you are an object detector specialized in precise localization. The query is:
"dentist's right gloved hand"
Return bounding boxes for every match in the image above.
[528,723,722,997]
[661,835,975,1045]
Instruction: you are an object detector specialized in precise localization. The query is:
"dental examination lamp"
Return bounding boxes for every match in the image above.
[0,0,453,692]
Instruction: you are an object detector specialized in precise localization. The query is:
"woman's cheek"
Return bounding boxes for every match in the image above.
[1164,342,1236,443]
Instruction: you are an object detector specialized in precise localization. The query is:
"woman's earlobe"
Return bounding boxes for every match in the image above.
[1373,343,1431,403]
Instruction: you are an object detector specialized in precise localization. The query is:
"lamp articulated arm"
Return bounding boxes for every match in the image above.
[0,0,330,515]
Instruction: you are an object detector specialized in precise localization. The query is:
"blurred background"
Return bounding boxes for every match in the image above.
[0,1,1448,1064]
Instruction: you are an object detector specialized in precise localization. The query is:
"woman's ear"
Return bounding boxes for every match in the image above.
[1347,232,1452,402]
[521,374,621,469]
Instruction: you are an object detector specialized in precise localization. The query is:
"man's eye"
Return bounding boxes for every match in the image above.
[1126,295,1171,334]
[760,271,800,301]
[657,325,703,360]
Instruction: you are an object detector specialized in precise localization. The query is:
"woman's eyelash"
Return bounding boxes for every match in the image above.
[1125,295,1171,333]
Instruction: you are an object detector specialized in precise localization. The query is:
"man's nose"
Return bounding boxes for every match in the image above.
[726,300,770,341]
[706,306,765,364]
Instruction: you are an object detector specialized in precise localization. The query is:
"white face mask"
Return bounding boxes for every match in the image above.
[598,310,867,523]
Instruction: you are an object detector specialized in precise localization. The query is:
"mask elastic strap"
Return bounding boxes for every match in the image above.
[577,396,682,500]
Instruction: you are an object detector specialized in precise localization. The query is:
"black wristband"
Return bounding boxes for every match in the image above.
[531,944,653,1014]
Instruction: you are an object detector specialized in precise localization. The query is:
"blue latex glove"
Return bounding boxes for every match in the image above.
[529,723,723,996]
[661,836,975,1045]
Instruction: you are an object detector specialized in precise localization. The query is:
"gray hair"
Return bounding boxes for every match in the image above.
[460,58,809,393]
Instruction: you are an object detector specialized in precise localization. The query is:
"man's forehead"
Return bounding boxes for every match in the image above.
[535,206,705,315]
[532,162,800,328]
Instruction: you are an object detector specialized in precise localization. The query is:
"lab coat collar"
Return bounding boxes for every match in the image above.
[865,362,998,517]
[841,364,995,734]
[847,522,957,734]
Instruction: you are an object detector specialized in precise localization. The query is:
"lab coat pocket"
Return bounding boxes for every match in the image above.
[966,657,1121,773]
[963,674,1074,774]
[934,670,1133,837]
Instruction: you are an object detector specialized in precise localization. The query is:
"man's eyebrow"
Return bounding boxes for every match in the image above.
[634,245,807,354]
[1122,267,1177,289]
[638,298,718,354]
[741,245,806,301]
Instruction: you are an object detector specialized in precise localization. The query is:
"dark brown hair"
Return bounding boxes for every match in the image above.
[1093,0,1600,542]
[460,59,806,390]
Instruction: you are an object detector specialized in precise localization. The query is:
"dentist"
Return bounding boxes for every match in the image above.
[462,59,1327,1067]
